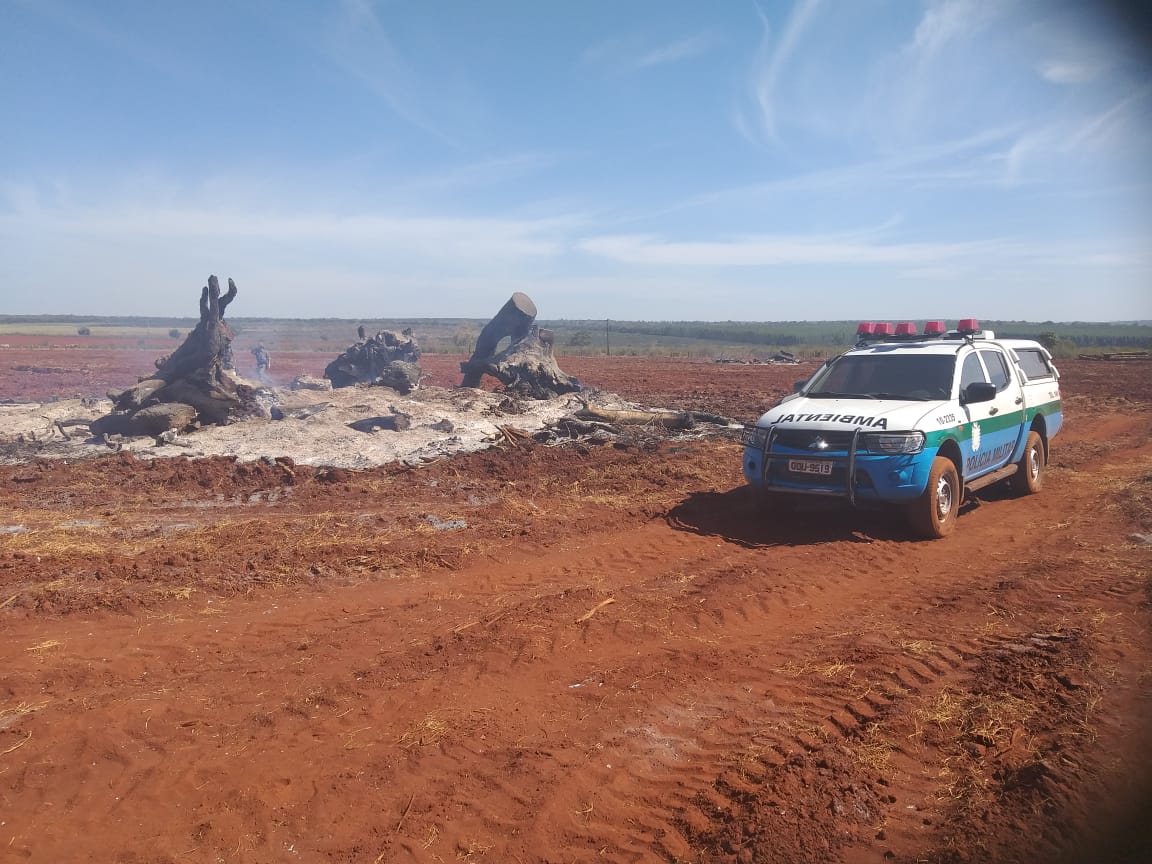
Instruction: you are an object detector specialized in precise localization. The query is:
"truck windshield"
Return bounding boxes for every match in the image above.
[806,354,955,401]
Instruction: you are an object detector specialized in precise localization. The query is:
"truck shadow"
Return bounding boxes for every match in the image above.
[665,486,976,547]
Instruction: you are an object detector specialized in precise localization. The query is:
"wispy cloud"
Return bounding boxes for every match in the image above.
[1064,84,1152,151]
[0,196,573,263]
[997,84,1152,182]
[739,0,824,143]
[604,125,1020,227]
[855,0,1007,149]
[577,229,1151,277]
[578,230,1001,268]
[634,33,718,68]
[1031,10,1118,86]
[909,0,990,59]
[393,152,563,194]
[325,0,457,146]
[1037,59,1103,84]
[581,30,718,71]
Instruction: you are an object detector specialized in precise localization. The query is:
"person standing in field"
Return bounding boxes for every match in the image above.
[251,343,271,382]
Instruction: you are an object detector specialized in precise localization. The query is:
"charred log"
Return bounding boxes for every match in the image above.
[575,406,695,429]
[325,328,423,390]
[347,413,412,433]
[460,294,581,399]
[377,360,423,395]
[91,403,199,438]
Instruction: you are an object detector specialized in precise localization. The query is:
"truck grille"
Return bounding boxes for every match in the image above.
[771,428,858,452]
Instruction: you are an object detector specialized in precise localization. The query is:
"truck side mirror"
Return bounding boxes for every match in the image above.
[962,382,996,404]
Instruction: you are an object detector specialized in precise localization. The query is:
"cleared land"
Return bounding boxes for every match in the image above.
[1,341,1150,864]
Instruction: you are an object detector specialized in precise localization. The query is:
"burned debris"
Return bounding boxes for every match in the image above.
[530,403,740,448]
[460,293,581,399]
[324,327,424,393]
[6,285,741,466]
[90,275,265,438]
[346,407,413,433]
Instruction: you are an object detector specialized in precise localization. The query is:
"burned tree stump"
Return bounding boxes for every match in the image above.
[93,275,265,436]
[324,328,423,392]
[461,293,536,387]
[460,293,581,399]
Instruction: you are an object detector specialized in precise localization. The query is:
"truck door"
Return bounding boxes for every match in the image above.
[1011,346,1063,443]
[957,349,1020,479]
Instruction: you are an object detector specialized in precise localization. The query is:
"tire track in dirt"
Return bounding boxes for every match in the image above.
[371,437,1148,862]
[343,509,1102,858]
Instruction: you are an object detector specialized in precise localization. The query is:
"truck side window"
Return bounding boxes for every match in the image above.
[960,353,986,390]
[1015,349,1054,380]
[979,350,1011,391]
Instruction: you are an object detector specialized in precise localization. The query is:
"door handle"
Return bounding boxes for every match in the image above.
[988,407,999,416]
[1014,396,1023,405]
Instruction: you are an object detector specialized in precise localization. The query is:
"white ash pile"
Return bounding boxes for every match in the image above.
[0,386,741,469]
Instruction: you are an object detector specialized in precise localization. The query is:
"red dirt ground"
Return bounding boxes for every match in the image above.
[1,346,1151,864]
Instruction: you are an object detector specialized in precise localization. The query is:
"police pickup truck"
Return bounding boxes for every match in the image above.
[741,320,1062,538]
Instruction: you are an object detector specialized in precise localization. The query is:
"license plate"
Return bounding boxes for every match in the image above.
[788,459,833,476]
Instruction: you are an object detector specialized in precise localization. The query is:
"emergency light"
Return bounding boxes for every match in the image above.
[856,318,986,343]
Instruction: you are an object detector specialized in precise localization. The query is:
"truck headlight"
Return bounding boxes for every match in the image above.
[862,432,925,454]
[743,426,770,448]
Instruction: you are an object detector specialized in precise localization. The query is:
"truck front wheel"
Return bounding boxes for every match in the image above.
[908,457,960,539]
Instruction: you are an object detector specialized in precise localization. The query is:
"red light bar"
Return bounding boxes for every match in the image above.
[958,318,979,332]
[874,322,895,336]
[924,320,946,335]
[895,322,917,336]
[856,322,875,336]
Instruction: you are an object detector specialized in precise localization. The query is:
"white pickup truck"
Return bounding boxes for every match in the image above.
[741,320,1063,538]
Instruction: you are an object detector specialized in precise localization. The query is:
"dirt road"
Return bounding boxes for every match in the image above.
[2,355,1150,863]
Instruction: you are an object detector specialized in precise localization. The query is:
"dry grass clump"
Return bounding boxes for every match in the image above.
[908,685,1042,813]
[913,687,1035,751]
[1094,454,1152,530]
[845,721,895,772]
[396,707,494,750]
[2,520,146,559]
[1119,472,1152,531]
[0,699,49,731]
[774,658,856,680]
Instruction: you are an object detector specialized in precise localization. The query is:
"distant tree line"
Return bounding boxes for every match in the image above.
[589,320,1152,349]
[5,315,1150,354]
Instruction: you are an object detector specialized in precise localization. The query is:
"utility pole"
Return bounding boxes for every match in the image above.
[605,318,610,356]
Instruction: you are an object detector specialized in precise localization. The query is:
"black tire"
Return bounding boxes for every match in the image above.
[907,456,960,539]
[1010,430,1045,495]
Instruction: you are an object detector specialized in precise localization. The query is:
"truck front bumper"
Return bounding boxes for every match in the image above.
[742,429,936,504]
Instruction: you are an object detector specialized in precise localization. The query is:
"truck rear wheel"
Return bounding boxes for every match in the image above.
[1009,430,1045,495]
[908,457,959,539]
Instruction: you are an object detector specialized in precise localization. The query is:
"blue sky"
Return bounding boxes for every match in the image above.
[1,0,1149,321]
